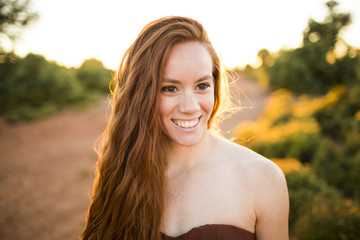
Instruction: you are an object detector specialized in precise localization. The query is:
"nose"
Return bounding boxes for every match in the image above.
[178,90,200,114]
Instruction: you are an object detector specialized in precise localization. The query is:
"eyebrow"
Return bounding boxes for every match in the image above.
[162,75,213,84]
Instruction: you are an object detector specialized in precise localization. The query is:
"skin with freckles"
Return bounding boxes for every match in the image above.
[160,41,289,240]
[159,41,214,148]
[82,17,288,240]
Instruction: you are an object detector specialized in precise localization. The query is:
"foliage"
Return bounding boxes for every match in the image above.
[234,1,360,238]
[272,158,306,174]
[312,142,360,199]
[314,85,360,141]
[272,161,360,239]
[0,0,38,49]
[0,52,112,122]
[293,194,360,240]
[236,86,360,197]
[1,53,81,121]
[285,170,339,232]
[235,83,360,237]
[235,88,343,163]
[311,85,360,199]
[265,0,358,95]
[77,58,112,93]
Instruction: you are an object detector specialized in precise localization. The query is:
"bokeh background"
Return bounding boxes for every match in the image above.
[1,0,360,239]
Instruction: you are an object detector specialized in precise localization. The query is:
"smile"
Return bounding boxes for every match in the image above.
[172,116,201,128]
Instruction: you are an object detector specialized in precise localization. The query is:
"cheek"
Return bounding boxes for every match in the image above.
[158,96,174,117]
[200,93,215,117]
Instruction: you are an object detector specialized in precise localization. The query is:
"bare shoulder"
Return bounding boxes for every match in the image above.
[220,136,286,192]
[213,135,289,239]
[214,134,285,180]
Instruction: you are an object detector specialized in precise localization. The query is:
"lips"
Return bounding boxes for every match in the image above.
[172,116,201,128]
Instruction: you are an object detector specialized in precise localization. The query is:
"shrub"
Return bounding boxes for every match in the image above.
[0,53,112,122]
[267,43,331,95]
[272,158,305,174]
[285,170,340,231]
[76,58,112,92]
[293,195,360,240]
[5,103,58,122]
[250,130,322,163]
[314,85,360,141]
[312,138,360,199]
[1,54,86,121]
[266,1,357,96]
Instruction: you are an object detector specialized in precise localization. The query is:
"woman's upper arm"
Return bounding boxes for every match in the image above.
[252,159,289,240]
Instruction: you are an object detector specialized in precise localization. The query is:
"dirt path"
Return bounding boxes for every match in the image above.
[0,74,269,240]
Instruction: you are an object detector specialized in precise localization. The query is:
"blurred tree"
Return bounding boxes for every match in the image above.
[0,0,38,49]
[285,170,340,235]
[0,53,113,122]
[293,194,360,240]
[314,85,360,142]
[303,0,351,49]
[267,0,358,95]
[0,51,19,111]
[1,53,84,121]
[76,58,112,92]
[257,48,273,67]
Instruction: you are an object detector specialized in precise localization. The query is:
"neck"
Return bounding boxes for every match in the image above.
[165,130,215,171]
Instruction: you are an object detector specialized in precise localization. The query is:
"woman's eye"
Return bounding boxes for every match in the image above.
[161,85,178,93]
[196,83,211,90]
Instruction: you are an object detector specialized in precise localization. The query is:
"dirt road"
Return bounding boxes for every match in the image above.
[0,74,269,240]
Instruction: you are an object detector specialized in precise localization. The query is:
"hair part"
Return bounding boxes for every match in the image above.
[80,16,225,240]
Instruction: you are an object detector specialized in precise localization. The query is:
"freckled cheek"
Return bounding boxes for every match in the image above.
[158,96,177,117]
[199,94,215,117]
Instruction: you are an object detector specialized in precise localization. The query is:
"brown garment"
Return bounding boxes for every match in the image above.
[161,224,255,240]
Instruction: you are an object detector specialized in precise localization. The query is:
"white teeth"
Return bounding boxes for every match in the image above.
[173,118,199,128]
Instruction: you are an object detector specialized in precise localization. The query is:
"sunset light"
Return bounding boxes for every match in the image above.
[14,0,360,70]
[2,1,360,239]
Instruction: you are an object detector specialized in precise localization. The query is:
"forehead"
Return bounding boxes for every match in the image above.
[163,41,213,80]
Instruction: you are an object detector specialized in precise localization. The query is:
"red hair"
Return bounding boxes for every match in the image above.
[81,16,223,240]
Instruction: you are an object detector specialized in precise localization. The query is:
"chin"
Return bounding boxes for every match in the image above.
[167,130,206,147]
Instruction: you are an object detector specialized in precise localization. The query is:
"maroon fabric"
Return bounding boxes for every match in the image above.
[161,224,255,240]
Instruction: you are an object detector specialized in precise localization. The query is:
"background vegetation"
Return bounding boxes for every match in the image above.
[0,0,112,122]
[1,0,360,239]
[239,1,360,239]
[0,52,112,122]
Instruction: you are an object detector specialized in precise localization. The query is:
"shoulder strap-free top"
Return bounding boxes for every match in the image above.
[161,224,255,240]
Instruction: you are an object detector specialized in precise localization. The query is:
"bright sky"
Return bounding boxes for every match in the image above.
[14,0,360,70]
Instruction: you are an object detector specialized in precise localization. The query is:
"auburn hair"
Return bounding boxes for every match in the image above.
[80,16,223,240]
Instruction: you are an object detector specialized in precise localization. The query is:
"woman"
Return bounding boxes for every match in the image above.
[81,16,289,240]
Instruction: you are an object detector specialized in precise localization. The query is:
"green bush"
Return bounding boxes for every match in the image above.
[345,132,360,156]
[347,152,360,200]
[5,103,58,122]
[293,195,360,240]
[76,58,112,93]
[250,131,322,164]
[0,53,112,122]
[314,86,360,141]
[267,42,332,95]
[0,51,20,113]
[0,54,85,120]
[285,170,340,231]
[266,1,358,96]
[312,139,360,199]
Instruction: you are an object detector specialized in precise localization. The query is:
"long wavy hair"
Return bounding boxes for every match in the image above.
[80,16,223,240]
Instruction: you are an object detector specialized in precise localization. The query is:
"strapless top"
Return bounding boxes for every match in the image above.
[161,224,255,240]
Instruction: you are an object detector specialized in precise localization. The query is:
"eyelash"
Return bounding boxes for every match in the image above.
[161,83,211,93]
[161,85,178,93]
[196,83,211,90]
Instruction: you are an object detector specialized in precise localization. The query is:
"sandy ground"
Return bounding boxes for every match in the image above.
[0,74,269,240]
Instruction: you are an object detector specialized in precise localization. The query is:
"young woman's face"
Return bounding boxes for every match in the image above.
[159,41,214,147]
